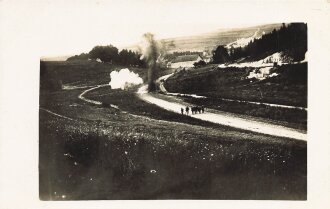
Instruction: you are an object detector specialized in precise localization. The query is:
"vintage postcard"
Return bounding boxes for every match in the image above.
[1,0,330,209]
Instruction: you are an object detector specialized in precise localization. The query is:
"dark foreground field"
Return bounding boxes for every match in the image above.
[39,61,307,200]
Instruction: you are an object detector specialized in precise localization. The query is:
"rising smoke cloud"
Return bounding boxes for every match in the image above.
[140,33,161,92]
[109,68,143,90]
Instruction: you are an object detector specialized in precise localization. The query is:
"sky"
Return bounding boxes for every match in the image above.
[0,0,315,57]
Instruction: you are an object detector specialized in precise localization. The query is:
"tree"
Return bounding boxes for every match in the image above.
[89,45,119,63]
[67,44,147,67]
[212,45,229,64]
[66,53,89,61]
[193,60,206,68]
[214,23,307,62]
[118,49,145,67]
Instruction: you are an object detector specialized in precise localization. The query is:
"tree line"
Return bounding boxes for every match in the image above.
[212,23,307,64]
[67,45,146,67]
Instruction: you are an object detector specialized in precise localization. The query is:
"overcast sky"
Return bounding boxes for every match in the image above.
[1,0,314,57]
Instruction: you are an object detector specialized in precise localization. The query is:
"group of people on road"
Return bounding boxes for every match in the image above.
[181,105,205,115]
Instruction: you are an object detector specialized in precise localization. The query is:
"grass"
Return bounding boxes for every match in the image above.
[165,63,307,107]
[85,85,228,129]
[171,54,199,63]
[40,60,173,89]
[39,61,307,200]
[40,103,306,200]
[174,96,307,130]
[164,63,307,127]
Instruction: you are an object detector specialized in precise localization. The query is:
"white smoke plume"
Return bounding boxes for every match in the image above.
[139,33,172,92]
[109,68,143,90]
[140,33,160,92]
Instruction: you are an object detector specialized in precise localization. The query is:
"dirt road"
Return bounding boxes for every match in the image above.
[73,82,307,141]
[158,74,306,111]
[137,85,307,141]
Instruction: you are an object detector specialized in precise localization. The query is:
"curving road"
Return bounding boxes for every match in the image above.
[137,85,307,141]
[158,74,307,111]
[58,80,307,141]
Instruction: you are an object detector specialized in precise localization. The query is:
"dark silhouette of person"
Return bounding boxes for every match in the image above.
[191,106,197,114]
[185,106,189,115]
[181,107,184,115]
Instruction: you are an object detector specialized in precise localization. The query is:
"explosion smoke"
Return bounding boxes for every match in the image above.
[109,68,143,90]
[141,33,161,92]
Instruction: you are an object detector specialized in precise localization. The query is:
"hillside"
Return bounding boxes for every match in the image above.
[163,62,307,129]
[126,23,282,53]
[40,60,307,200]
[39,22,307,200]
[222,23,308,63]
[42,24,282,62]
[39,61,148,91]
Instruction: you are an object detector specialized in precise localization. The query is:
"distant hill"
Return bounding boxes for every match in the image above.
[41,55,73,61]
[41,24,282,61]
[214,23,308,63]
[126,23,282,53]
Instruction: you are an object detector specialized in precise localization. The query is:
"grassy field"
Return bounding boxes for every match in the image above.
[40,60,173,90]
[164,63,307,127]
[165,63,307,107]
[85,85,244,129]
[39,61,307,200]
[171,54,199,63]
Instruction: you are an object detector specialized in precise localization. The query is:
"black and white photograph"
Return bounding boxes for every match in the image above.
[40,23,308,201]
[1,0,330,208]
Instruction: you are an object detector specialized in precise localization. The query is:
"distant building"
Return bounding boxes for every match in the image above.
[170,53,211,69]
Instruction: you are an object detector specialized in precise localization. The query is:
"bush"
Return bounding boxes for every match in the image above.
[194,60,207,68]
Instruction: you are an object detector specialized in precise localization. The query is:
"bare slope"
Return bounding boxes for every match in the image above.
[126,24,281,53]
